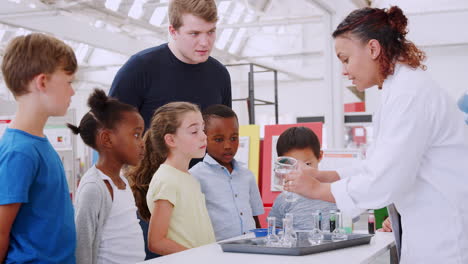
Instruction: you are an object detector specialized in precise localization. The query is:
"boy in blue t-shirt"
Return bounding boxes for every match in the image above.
[190,104,264,241]
[0,33,78,263]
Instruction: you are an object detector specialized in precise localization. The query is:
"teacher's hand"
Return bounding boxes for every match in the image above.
[377,217,393,232]
[283,163,335,203]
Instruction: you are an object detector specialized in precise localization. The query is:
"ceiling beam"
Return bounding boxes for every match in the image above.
[0,0,316,81]
[307,0,335,15]
[244,51,323,60]
[351,0,369,8]
[0,11,154,56]
[156,14,322,29]
[0,10,60,19]
[213,16,322,29]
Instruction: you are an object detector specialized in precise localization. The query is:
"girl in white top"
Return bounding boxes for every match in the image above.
[127,102,215,256]
[69,89,145,264]
[285,6,468,264]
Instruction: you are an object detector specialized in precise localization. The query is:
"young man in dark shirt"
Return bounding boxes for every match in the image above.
[109,0,231,130]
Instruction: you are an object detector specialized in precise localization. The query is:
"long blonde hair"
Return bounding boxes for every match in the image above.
[127,102,200,221]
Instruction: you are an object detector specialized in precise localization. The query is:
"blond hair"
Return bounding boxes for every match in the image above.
[127,101,200,221]
[168,0,218,30]
[1,33,77,97]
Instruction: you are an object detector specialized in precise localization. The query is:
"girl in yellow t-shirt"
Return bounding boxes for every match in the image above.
[127,102,215,256]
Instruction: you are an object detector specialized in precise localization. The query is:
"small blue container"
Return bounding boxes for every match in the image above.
[249,228,282,237]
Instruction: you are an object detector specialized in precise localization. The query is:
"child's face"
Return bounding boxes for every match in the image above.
[205,116,239,167]
[41,69,75,116]
[111,111,145,166]
[282,148,321,169]
[172,111,207,159]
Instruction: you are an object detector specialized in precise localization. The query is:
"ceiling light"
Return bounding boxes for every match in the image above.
[105,0,121,12]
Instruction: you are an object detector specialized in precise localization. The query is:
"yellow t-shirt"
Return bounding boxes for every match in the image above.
[146,164,215,248]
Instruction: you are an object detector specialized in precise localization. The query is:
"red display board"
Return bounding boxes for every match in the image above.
[258,207,271,228]
[260,123,323,206]
[344,102,365,112]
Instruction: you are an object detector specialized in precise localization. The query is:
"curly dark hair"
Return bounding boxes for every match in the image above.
[333,6,426,86]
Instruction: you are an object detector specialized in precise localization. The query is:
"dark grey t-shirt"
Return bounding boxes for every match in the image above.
[269,193,337,231]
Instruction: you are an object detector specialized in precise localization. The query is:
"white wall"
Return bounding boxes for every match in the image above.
[231,77,329,131]
[425,45,468,101]
[365,0,468,112]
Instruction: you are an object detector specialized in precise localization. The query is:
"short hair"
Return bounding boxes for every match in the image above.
[168,0,218,30]
[276,127,321,159]
[67,89,137,150]
[1,33,77,97]
[202,104,237,127]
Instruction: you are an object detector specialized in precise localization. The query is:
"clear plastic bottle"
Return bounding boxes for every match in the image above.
[280,217,296,247]
[315,209,322,230]
[331,211,348,241]
[266,216,280,246]
[308,211,324,245]
[342,211,353,234]
[368,210,375,234]
[274,156,299,202]
[329,209,337,232]
[284,213,297,240]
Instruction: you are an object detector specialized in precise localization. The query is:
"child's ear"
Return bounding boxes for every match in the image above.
[164,134,176,148]
[34,73,48,93]
[318,150,323,162]
[98,130,113,149]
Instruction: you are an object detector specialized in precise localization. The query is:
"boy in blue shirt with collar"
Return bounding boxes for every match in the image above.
[190,104,264,241]
[0,33,77,263]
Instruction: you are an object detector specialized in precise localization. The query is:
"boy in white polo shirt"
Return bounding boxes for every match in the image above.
[190,104,264,241]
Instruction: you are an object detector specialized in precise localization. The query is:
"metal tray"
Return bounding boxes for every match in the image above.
[219,232,373,256]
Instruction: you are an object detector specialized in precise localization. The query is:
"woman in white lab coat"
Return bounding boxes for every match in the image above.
[285,6,468,264]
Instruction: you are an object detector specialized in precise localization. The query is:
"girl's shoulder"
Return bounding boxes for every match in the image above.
[149,164,192,191]
[155,164,188,180]
[77,167,109,195]
[75,168,113,212]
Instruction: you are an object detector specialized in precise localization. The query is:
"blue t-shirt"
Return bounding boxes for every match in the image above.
[0,128,76,263]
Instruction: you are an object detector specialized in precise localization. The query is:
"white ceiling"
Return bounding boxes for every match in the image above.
[0,0,364,95]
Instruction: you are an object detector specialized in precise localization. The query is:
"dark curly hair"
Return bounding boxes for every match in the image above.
[333,6,426,86]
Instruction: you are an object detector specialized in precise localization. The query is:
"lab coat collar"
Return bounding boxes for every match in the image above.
[381,63,404,101]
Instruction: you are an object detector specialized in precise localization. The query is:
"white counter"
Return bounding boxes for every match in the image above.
[138,231,395,264]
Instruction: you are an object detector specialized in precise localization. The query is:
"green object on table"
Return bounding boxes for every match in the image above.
[343,227,352,234]
[374,207,389,229]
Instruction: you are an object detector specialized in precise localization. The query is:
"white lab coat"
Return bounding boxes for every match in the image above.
[331,64,468,264]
